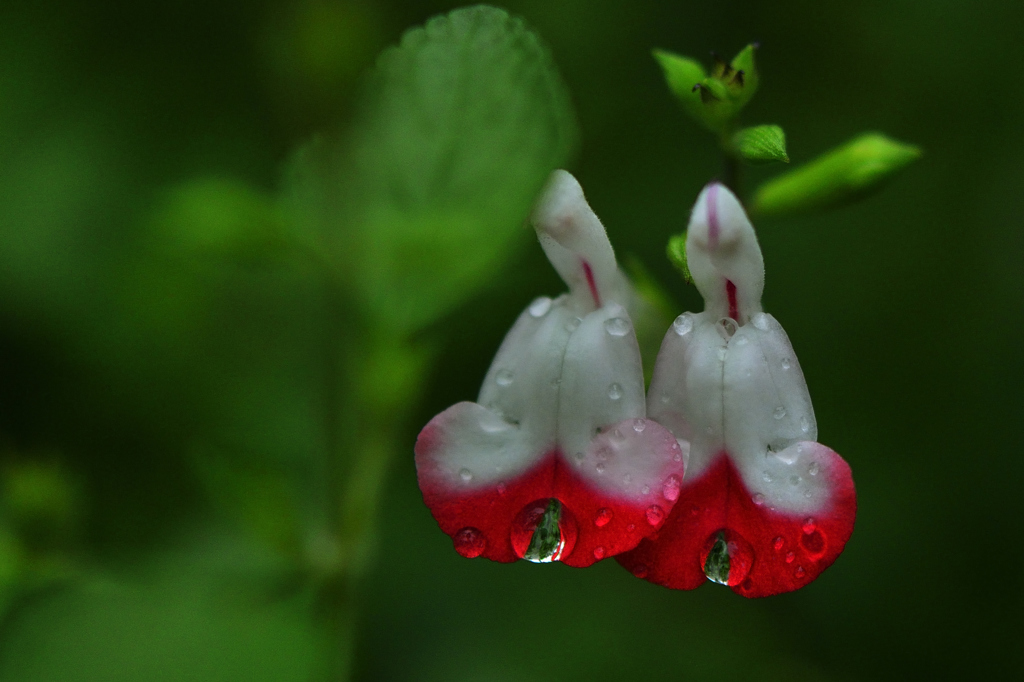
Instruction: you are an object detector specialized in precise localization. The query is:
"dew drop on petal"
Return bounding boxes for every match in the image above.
[752,312,770,331]
[459,468,473,483]
[781,358,791,370]
[632,418,647,433]
[717,348,728,362]
[627,523,636,532]
[608,383,623,400]
[496,483,507,495]
[773,536,785,551]
[789,475,802,486]
[808,461,820,476]
[646,505,665,525]
[595,463,606,474]
[528,296,552,317]
[453,527,486,558]
[594,508,613,527]
[802,518,816,534]
[800,417,811,433]
[735,335,748,346]
[495,369,514,387]
[785,551,795,564]
[565,316,582,332]
[641,484,650,495]
[672,314,693,336]
[511,499,577,564]
[752,493,765,506]
[623,473,632,485]
[773,406,786,420]
[795,566,806,579]
[662,474,681,502]
[593,546,606,560]
[762,470,774,483]
[604,317,630,337]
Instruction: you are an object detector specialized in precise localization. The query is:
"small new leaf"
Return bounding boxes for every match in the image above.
[666,233,692,284]
[732,125,789,164]
[654,43,759,134]
[751,132,921,217]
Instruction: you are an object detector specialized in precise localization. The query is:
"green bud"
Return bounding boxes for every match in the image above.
[654,43,759,134]
[666,233,692,284]
[751,132,921,217]
[732,124,789,164]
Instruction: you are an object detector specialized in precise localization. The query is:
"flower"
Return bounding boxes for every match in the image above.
[617,183,856,596]
[415,171,685,566]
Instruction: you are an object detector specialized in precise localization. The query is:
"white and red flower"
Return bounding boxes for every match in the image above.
[617,183,856,596]
[415,171,685,567]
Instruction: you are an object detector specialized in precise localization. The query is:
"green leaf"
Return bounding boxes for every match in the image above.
[752,132,921,217]
[665,233,692,284]
[286,6,578,333]
[732,124,789,164]
[654,44,759,133]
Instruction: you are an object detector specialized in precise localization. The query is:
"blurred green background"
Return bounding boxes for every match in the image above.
[0,0,1021,680]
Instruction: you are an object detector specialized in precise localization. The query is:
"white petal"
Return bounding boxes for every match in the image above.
[532,170,622,309]
[686,183,764,324]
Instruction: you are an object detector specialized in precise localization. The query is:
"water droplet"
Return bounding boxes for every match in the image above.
[632,564,649,578]
[801,528,826,555]
[573,451,584,463]
[611,428,624,441]
[453,527,487,558]
[607,383,623,400]
[626,523,636,532]
[804,490,812,498]
[550,377,562,388]
[673,452,682,463]
[735,336,749,346]
[808,461,820,476]
[511,499,577,564]
[773,406,786,420]
[565,316,582,332]
[663,474,682,501]
[717,317,738,338]
[802,518,816,534]
[752,493,765,506]
[703,531,753,586]
[660,394,670,404]
[773,536,785,551]
[459,468,473,483]
[762,471,774,483]
[781,358,791,370]
[593,546,606,560]
[645,505,665,525]
[632,418,647,433]
[496,483,507,495]
[641,484,650,495]
[495,369,514,387]
[594,508,613,527]
[789,475,802,486]
[800,416,811,433]
[604,317,630,337]
[795,566,806,579]
[717,348,728,362]
[595,463,606,474]
[528,296,552,317]
[672,314,693,336]
[785,551,795,564]
[752,313,770,331]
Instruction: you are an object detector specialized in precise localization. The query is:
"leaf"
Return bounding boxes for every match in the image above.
[751,132,921,217]
[665,233,692,283]
[732,124,789,164]
[286,6,578,333]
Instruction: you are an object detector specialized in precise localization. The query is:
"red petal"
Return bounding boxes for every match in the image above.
[617,449,856,597]
[415,446,679,568]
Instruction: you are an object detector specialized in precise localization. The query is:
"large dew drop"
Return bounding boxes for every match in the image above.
[703,530,754,587]
[495,369,514,387]
[453,527,487,558]
[604,317,630,337]
[511,499,578,564]
[672,314,693,336]
[645,505,665,526]
[529,296,552,318]
[607,383,623,400]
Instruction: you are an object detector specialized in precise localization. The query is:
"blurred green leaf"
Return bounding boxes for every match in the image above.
[654,44,759,134]
[733,124,789,164]
[621,256,677,385]
[287,5,578,333]
[665,233,692,283]
[752,132,921,217]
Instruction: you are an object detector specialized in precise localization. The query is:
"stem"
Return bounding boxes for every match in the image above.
[719,124,742,196]
[317,307,430,682]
